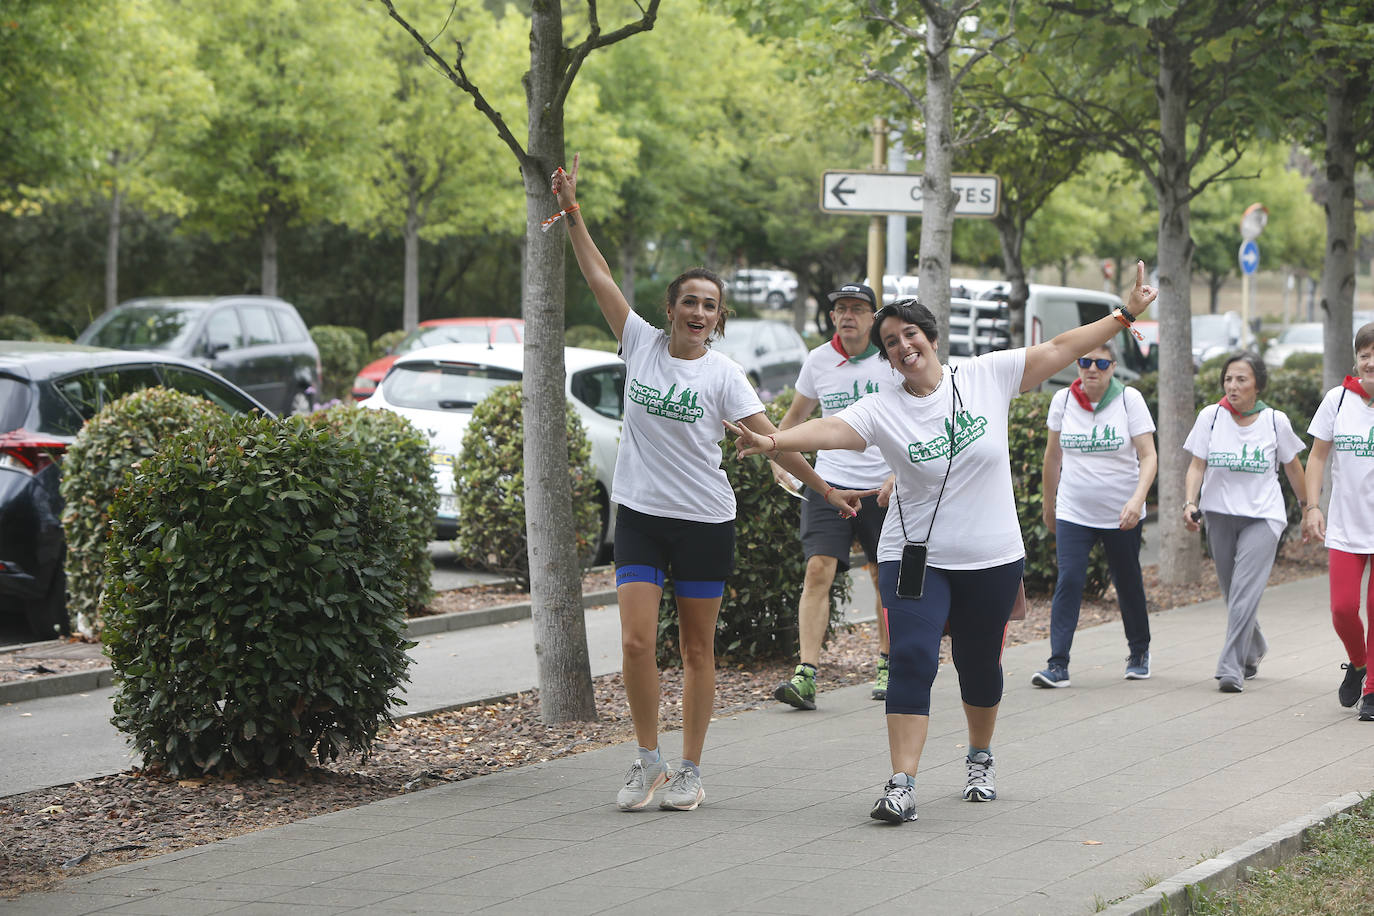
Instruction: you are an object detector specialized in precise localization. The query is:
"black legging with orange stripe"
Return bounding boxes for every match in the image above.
[877,559,1024,715]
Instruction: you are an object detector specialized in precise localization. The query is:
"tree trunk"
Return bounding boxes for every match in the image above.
[1320,74,1359,393]
[791,270,811,335]
[403,188,421,332]
[993,211,1028,348]
[917,4,959,361]
[105,178,123,313]
[1153,36,1202,587]
[522,0,596,723]
[261,219,279,297]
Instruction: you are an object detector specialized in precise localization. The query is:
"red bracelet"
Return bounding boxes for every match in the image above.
[1113,308,1144,341]
[824,485,836,500]
[767,434,779,455]
[540,203,580,232]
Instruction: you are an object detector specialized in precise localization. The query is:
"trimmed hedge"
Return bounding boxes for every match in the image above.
[308,404,437,614]
[310,325,369,404]
[658,388,851,663]
[455,383,601,588]
[373,329,407,361]
[60,387,219,637]
[103,414,414,777]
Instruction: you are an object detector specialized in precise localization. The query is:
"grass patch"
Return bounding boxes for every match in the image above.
[1190,795,1374,915]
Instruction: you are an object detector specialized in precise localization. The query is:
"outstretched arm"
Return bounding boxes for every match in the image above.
[551,155,630,342]
[732,413,874,518]
[1021,260,1157,393]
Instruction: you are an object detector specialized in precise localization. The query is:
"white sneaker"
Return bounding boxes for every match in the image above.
[963,751,997,802]
[659,767,705,811]
[616,758,670,811]
[870,773,917,823]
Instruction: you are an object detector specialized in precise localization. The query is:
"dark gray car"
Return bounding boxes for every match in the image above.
[77,296,320,416]
[0,343,271,638]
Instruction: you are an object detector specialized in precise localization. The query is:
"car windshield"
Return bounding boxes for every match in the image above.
[398,325,494,353]
[710,327,756,362]
[382,360,522,410]
[1192,315,1233,346]
[83,305,200,351]
[1280,324,1323,344]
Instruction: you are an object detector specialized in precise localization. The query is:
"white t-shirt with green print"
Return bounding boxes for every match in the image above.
[794,338,897,488]
[1308,385,1374,553]
[837,349,1026,569]
[613,310,764,524]
[1048,384,1156,529]
[1184,403,1305,540]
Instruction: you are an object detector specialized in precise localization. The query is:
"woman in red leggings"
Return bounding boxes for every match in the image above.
[1303,322,1374,720]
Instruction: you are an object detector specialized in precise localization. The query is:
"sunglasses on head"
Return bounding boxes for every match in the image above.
[1077,357,1113,370]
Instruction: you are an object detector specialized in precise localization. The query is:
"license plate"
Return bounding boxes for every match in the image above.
[438,494,458,519]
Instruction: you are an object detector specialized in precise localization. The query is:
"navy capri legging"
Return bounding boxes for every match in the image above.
[877,559,1024,716]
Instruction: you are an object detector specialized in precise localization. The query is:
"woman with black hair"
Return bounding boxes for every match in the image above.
[728,263,1157,825]
[1182,352,1307,693]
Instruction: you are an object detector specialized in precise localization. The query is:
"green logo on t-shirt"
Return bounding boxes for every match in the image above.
[1061,424,1125,453]
[629,378,703,423]
[907,410,987,463]
[1208,443,1270,473]
[1333,427,1374,457]
[819,379,881,411]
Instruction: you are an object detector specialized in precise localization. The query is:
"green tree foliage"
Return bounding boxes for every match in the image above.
[60,387,215,637]
[454,383,601,589]
[103,414,415,777]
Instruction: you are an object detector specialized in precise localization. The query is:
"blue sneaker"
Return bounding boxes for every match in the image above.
[1124,652,1151,680]
[1031,665,1070,688]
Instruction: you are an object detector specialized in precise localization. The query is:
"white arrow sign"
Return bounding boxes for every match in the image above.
[820,171,1000,218]
[1239,240,1260,276]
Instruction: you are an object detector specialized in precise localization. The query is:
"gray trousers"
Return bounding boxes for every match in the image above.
[1206,512,1276,683]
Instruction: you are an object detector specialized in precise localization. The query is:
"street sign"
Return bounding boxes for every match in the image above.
[820,171,1000,218]
[1239,240,1260,276]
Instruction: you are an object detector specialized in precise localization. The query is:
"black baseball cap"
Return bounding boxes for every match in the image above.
[826,283,877,309]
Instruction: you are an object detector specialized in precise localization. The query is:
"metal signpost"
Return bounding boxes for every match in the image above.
[1239,203,1267,339]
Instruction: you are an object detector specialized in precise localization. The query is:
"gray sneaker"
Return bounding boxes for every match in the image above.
[1124,652,1151,680]
[659,767,705,811]
[870,773,917,823]
[616,758,670,811]
[963,751,997,802]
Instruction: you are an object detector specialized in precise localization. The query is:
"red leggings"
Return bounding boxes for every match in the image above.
[1330,549,1374,694]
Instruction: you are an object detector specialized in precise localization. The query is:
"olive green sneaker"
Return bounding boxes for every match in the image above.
[872,657,889,701]
[774,664,817,710]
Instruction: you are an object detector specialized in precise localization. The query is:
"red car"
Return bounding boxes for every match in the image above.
[351,317,524,401]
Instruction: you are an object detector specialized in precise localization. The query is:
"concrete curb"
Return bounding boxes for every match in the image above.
[1102,790,1372,915]
[0,590,622,707]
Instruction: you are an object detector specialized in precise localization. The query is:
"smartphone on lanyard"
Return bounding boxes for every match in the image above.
[897,542,928,599]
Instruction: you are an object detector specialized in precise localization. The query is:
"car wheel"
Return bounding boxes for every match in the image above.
[766,291,786,309]
[26,566,69,641]
[288,389,312,416]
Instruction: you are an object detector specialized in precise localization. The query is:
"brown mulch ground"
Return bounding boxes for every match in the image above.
[0,541,1329,898]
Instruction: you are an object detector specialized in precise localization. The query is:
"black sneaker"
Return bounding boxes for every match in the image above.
[1340,664,1366,708]
[1360,694,1374,722]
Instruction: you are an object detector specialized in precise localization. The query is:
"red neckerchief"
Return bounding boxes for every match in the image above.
[1218,395,1268,417]
[1343,375,1374,402]
[1068,378,1093,411]
[829,334,879,366]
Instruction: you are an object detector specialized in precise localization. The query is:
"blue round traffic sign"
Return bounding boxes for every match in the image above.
[1239,240,1260,275]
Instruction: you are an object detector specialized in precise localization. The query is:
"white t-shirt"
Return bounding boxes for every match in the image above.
[794,338,897,488]
[612,311,764,523]
[1183,403,1305,539]
[1307,385,1374,553]
[1048,384,1156,528]
[837,349,1026,569]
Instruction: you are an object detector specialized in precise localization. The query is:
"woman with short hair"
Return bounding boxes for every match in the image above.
[1182,352,1307,693]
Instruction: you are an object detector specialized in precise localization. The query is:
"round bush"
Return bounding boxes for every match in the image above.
[102,414,414,777]
[565,324,617,352]
[373,329,407,361]
[1282,351,1323,372]
[309,325,369,404]
[308,404,437,614]
[60,387,219,637]
[455,383,600,588]
[658,388,851,664]
[0,315,45,340]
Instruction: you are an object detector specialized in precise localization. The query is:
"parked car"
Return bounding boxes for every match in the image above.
[1263,322,1324,369]
[710,318,809,400]
[76,296,320,416]
[730,269,798,309]
[351,317,525,401]
[0,342,271,638]
[1191,311,1254,369]
[1116,320,1159,376]
[361,343,624,551]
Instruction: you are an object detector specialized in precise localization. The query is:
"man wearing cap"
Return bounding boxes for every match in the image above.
[771,282,895,710]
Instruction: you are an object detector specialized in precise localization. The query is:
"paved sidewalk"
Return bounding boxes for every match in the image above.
[6,576,1374,915]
